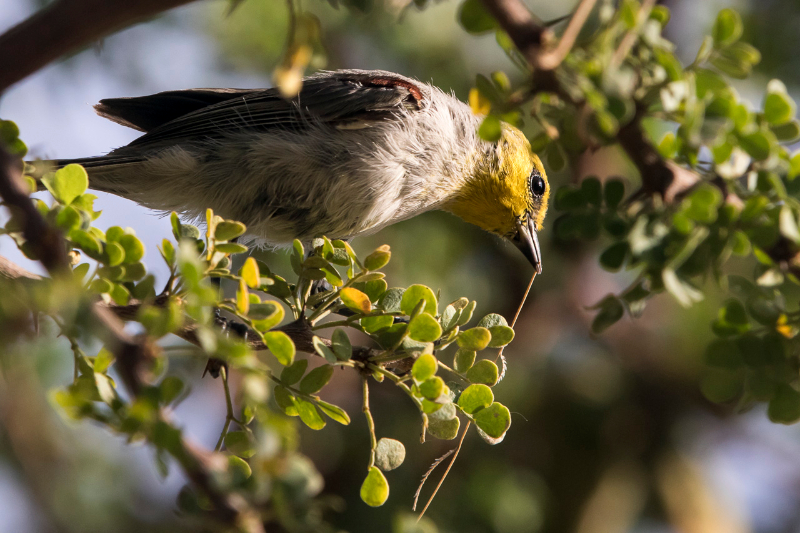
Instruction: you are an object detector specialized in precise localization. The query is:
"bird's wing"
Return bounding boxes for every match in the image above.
[107,70,429,149]
[94,88,259,132]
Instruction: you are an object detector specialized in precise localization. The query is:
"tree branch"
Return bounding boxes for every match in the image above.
[0,0,197,93]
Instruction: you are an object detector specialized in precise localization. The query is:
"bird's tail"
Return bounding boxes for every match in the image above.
[29,155,145,196]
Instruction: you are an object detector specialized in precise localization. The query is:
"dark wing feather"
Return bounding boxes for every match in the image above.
[94,88,258,132]
[118,70,428,149]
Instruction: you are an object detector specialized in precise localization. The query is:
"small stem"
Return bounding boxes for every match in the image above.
[436,361,470,383]
[362,376,377,469]
[417,420,471,521]
[214,366,236,452]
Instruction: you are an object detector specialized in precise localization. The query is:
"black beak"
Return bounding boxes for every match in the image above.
[513,217,542,274]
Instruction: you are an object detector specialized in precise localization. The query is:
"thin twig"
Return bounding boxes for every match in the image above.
[214,366,237,451]
[412,448,455,511]
[608,0,657,71]
[416,420,471,521]
[535,0,598,70]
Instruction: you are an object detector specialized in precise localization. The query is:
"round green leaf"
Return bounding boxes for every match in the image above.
[400,284,437,316]
[360,466,389,507]
[458,384,494,414]
[215,242,249,254]
[299,364,334,394]
[215,221,247,241]
[478,115,502,142]
[224,430,255,458]
[412,353,437,382]
[466,360,499,386]
[264,331,295,366]
[420,376,446,400]
[364,245,391,271]
[473,402,511,439]
[375,438,405,471]
[591,296,625,334]
[106,241,125,267]
[340,287,372,314]
[476,313,508,329]
[312,336,338,364]
[251,302,285,331]
[227,455,252,484]
[457,327,491,350]
[599,242,629,271]
[45,164,88,205]
[487,326,514,347]
[739,130,773,161]
[459,0,497,34]
[408,312,443,342]
[428,416,461,440]
[378,287,404,312]
[605,180,625,208]
[118,234,144,264]
[454,349,476,373]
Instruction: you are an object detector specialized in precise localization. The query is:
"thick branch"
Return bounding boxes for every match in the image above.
[0,0,196,93]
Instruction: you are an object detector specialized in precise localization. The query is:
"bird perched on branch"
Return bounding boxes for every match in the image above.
[44,69,549,272]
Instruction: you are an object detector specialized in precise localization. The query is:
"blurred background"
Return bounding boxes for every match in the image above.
[4,0,800,531]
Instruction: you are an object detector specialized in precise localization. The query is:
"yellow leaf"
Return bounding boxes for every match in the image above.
[241,257,260,288]
[340,287,371,314]
[236,279,249,315]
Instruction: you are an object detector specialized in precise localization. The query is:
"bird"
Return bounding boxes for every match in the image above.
[43,69,549,272]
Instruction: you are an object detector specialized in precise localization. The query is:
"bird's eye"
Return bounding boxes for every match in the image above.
[530,175,546,197]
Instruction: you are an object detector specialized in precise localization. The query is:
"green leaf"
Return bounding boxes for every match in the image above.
[280,359,308,386]
[487,326,514,347]
[473,402,511,439]
[700,369,742,403]
[457,327,491,350]
[458,384,493,414]
[274,386,298,416]
[739,130,773,161]
[466,360,499,386]
[117,234,144,264]
[591,296,625,334]
[458,0,497,34]
[43,164,88,205]
[159,376,184,405]
[476,313,507,329]
[70,229,102,259]
[299,364,334,394]
[768,385,800,424]
[375,438,406,471]
[317,400,351,425]
[215,243,249,254]
[412,353,437,382]
[295,399,326,430]
[400,284,437,316]
[408,312,443,342]
[331,329,352,361]
[361,315,393,333]
[312,336,338,364]
[215,221,247,241]
[360,466,389,507]
[364,245,391,270]
[478,115,502,141]
[420,376,446,400]
[106,241,125,267]
[454,349,476,373]
[712,8,742,46]
[599,242,629,271]
[250,302,285,331]
[224,431,255,458]
[227,455,252,484]
[581,177,602,206]
[604,179,625,209]
[264,331,295,366]
[340,287,371,314]
[764,80,796,126]
[428,415,460,440]
[457,301,476,325]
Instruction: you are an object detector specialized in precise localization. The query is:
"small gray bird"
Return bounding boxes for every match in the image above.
[47,69,549,271]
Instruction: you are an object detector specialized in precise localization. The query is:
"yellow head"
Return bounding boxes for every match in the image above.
[444,124,550,272]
